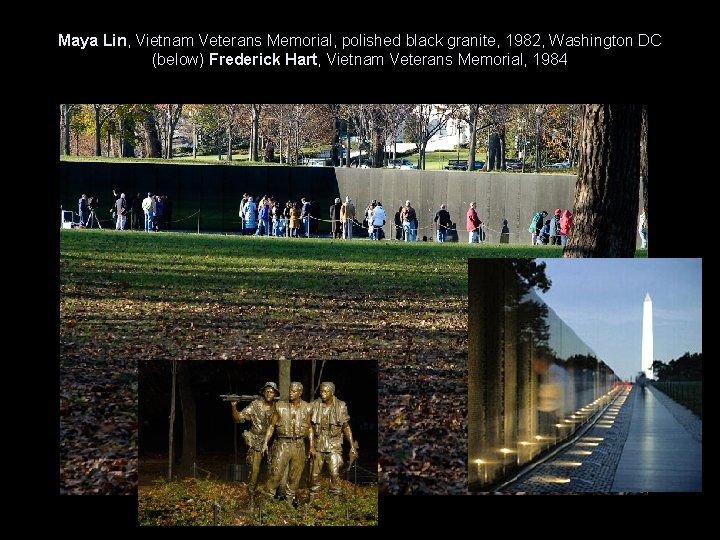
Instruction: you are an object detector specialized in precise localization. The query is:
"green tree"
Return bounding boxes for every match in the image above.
[68,105,93,156]
[654,353,702,381]
[92,104,120,156]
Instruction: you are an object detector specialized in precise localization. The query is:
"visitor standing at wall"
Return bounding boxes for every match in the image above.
[467,202,482,244]
[434,204,451,243]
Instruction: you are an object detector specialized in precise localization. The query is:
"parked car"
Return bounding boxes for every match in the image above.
[387,158,417,169]
[444,159,466,170]
[505,159,523,170]
[445,159,484,171]
[350,157,372,168]
[306,158,328,167]
[548,161,571,169]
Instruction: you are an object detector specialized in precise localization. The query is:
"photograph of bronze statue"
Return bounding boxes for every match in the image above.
[137,360,377,526]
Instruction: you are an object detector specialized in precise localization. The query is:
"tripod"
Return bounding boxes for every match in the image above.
[85,209,102,229]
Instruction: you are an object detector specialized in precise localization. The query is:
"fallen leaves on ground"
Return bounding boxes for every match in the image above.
[60,232,471,495]
[60,357,137,495]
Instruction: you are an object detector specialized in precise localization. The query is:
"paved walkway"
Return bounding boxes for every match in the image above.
[611,385,702,492]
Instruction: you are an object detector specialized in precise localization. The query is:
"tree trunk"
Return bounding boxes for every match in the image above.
[345,131,351,167]
[279,132,284,164]
[118,118,124,158]
[143,112,162,158]
[60,104,64,155]
[177,362,197,477]
[488,132,501,170]
[168,361,177,481]
[250,105,261,161]
[123,137,135,158]
[295,118,300,164]
[499,127,506,170]
[227,126,232,161]
[192,122,197,160]
[120,117,136,158]
[165,104,183,159]
[485,129,491,171]
[63,105,72,156]
[564,104,642,258]
[331,116,341,166]
[640,104,649,246]
[310,360,316,399]
[468,113,478,171]
[279,360,291,401]
[165,124,173,158]
[94,107,102,156]
[373,127,384,168]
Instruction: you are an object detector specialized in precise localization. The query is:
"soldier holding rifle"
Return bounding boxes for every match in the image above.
[225,382,279,498]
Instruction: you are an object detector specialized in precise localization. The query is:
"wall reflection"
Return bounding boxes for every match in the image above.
[468,260,620,491]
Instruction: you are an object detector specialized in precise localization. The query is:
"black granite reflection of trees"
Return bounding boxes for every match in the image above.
[468,259,553,491]
[511,260,553,358]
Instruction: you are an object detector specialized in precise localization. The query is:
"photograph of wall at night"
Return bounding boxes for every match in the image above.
[467,259,621,491]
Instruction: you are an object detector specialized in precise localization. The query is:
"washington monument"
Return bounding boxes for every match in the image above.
[642,293,654,379]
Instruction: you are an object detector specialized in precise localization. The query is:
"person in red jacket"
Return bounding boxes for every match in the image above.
[466,201,482,243]
[559,210,573,247]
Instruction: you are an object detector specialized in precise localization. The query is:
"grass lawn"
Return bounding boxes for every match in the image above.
[139,477,378,526]
[60,230,566,361]
[59,229,644,495]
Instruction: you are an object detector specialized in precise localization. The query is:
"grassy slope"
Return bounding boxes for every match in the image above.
[60,230,565,361]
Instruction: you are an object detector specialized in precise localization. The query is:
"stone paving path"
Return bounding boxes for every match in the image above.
[500,386,634,493]
[499,384,702,493]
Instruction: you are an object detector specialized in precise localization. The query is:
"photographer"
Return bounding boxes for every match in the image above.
[86,196,100,228]
[78,194,87,227]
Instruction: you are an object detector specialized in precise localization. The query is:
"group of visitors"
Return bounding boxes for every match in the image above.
[77,190,170,232]
[76,190,646,247]
[240,194,354,239]
[528,209,573,246]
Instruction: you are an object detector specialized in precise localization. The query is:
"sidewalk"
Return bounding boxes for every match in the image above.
[610,385,702,492]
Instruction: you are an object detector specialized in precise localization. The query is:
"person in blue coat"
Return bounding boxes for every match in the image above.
[244,196,257,235]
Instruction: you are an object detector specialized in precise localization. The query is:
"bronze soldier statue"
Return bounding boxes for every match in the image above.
[230,381,278,498]
[308,381,358,499]
[262,381,313,506]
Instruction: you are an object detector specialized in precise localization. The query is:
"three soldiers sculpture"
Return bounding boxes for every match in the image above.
[229,380,358,506]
